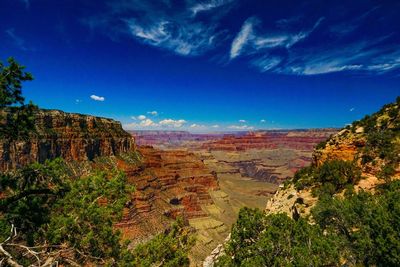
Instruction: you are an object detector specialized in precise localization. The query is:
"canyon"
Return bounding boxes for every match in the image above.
[130,129,337,265]
[0,109,337,266]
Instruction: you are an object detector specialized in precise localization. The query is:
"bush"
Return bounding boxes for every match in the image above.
[293,160,361,194]
[131,217,194,267]
[216,208,341,266]
[312,180,400,266]
[315,160,361,190]
[293,165,315,190]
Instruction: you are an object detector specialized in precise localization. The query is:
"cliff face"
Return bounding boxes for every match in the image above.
[114,146,219,243]
[0,109,134,171]
[202,130,337,152]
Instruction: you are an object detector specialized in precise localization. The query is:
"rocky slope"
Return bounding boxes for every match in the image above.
[114,146,219,245]
[266,100,400,219]
[0,109,134,171]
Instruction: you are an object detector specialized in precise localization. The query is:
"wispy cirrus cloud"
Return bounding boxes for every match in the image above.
[230,17,255,59]
[84,0,235,57]
[189,0,235,17]
[232,5,400,75]
[230,17,323,59]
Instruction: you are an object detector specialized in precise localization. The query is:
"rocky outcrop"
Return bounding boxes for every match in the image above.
[312,128,365,167]
[0,109,134,171]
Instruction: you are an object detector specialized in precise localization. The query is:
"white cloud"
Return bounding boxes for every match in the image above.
[231,17,323,61]
[228,125,254,130]
[260,119,266,123]
[90,95,105,101]
[238,119,246,123]
[190,0,234,16]
[137,115,146,120]
[127,18,221,56]
[147,111,158,116]
[159,119,187,128]
[93,0,234,57]
[230,17,256,59]
[349,107,355,112]
[123,118,157,130]
[140,118,157,127]
[190,123,207,129]
[275,38,400,75]
[251,56,282,72]
[75,99,82,104]
[212,124,220,128]
[242,12,400,75]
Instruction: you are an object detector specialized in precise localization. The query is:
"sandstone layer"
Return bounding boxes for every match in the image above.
[200,130,337,184]
[115,146,219,244]
[0,109,134,171]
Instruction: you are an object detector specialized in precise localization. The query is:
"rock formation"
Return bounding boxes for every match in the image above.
[202,130,337,151]
[115,146,219,243]
[199,130,337,184]
[0,109,134,171]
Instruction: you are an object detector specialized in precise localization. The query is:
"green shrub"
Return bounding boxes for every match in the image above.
[131,217,194,267]
[294,160,361,194]
[216,208,341,266]
[293,165,315,190]
[315,160,361,190]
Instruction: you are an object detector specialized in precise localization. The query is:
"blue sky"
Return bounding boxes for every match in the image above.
[1,0,399,131]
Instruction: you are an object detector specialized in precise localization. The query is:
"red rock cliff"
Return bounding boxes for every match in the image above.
[0,109,134,171]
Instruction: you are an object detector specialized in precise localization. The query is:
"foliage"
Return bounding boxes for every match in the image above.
[293,160,361,196]
[0,159,69,245]
[0,57,32,107]
[352,98,400,180]
[0,157,194,266]
[293,165,315,190]
[315,139,328,150]
[0,159,136,265]
[0,57,38,141]
[219,180,400,266]
[46,170,134,264]
[131,217,194,267]
[312,180,400,266]
[216,208,341,266]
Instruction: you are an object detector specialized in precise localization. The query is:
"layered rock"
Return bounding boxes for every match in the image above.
[0,109,134,171]
[202,130,337,151]
[130,130,223,148]
[116,146,219,243]
[199,130,337,185]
